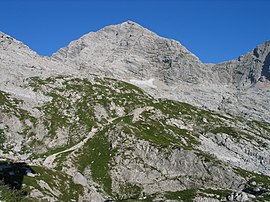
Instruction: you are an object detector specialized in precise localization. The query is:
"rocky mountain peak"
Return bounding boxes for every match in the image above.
[0,31,35,54]
[0,32,79,92]
[211,40,270,89]
[124,20,142,25]
[253,40,270,81]
[253,40,270,57]
[104,20,146,31]
[52,21,207,84]
[0,31,14,42]
[98,20,157,38]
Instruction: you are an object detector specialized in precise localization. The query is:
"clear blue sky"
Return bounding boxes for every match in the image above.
[1,0,269,63]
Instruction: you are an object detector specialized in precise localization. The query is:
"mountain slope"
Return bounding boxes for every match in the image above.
[0,32,80,98]
[1,75,270,201]
[51,21,270,122]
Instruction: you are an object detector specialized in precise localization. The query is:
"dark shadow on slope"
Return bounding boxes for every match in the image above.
[261,52,270,81]
[0,161,35,190]
[243,187,267,196]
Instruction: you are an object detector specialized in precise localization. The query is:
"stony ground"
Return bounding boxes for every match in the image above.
[0,75,269,201]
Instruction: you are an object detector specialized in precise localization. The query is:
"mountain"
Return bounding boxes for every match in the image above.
[0,21,270,202]
[51,21,270,122]
[52,21,209,84]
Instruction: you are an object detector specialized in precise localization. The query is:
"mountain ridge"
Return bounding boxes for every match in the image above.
[1,21,270,123]
[1,21,270,122]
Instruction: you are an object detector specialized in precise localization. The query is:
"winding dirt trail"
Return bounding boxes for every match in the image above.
[42,107,151,169]
[43,127,98,168]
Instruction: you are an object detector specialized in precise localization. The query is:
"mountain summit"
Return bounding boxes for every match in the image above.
[52,21,208,84]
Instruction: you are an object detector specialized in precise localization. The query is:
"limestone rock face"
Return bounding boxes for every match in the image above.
[0,32,79,98]
[212,40,270,87]
[227,191,250,202]
[52,21,210,85]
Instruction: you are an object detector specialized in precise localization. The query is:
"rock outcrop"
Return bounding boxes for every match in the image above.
[213,40,270,87]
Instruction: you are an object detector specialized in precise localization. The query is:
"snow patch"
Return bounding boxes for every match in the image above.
[129,78,156,88]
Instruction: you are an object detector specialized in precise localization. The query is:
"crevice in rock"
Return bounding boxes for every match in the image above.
[261,52,270,81]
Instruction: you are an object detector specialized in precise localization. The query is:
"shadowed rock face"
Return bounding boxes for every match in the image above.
[212,40,270,88]
[261,49,270,81]
[0,162,35,190]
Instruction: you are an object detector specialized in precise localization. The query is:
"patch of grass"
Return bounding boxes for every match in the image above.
[0,91,37,150]
[195,151,221,165]
[0,129,5,146]
[230,167,270,202]
[75,97,96,130]
[199,188,231,199]
[127,120,182,148]
[116,197,154,202]
[42,92,71,137]
[23,166,83,201]
[256,194,270,202]
[27,76,50,92]
[0,180,27,202]
[154,99,194,119]
[0,91,35,125]
[77,128,115,195]
[234,167,270,188]
[166,125,200,148]
[165,189,197,202]
[253,121,270,133]
[54,151,72,171]
[211,127,239,138]
[113,111,198,149]
[210,126,262,146]
[0,90,21,114]
[116,183,142,200]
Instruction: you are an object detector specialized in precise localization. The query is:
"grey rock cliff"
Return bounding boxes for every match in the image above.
[0,32,79,92]
[52,21,211,85]
[212,40,270,87]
